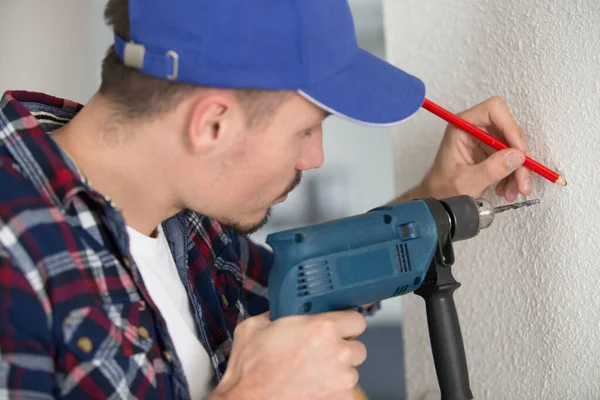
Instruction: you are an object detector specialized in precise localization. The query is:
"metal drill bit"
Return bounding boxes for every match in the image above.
[493,199,540,214]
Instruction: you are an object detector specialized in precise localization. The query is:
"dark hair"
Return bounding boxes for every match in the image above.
[99,0,290,124]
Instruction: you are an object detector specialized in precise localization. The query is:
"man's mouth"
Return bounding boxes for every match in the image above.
[275,170,302,204]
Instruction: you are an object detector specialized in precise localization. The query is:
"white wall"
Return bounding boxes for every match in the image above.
[384,0,599,399]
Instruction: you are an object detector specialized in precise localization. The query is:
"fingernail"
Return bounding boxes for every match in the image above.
[506,152,525,169]
[523,177,532,193]
[507,188,517,202]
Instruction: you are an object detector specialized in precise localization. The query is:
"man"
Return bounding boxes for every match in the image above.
[0,0,532,399]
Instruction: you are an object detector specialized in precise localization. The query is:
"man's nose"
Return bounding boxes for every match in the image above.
[296,130,324,171]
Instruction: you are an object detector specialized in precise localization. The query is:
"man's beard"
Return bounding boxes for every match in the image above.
[230,170,303,235]
[231,207,273,235]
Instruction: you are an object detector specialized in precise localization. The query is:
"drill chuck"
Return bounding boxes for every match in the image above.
[440,195,540,242]
[475,198,496,231]
[437,196,489,242]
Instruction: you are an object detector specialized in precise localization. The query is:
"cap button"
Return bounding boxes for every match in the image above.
[137,326,149,340]
[77,337,93,354]
[221,294,229,307]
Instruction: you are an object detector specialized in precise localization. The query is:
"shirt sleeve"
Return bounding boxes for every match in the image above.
[0,249,56,398]
[226,231,274,316]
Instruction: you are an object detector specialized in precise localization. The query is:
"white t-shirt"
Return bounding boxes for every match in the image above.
[127,224,214,399]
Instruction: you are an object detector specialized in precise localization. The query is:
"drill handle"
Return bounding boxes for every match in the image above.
[421,281,473,400]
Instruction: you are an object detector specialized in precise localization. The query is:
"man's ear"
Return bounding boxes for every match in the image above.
[187,91,238,154]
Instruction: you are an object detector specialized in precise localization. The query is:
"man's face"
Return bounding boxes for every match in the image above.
[186,93,328,234]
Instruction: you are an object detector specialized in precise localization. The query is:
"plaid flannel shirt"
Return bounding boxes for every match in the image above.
[0,91,274,399]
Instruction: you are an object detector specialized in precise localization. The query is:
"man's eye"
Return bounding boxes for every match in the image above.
[304,128,313,137]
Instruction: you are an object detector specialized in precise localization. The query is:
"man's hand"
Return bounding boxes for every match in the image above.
[209,310,367,400]
[401,97,533,202]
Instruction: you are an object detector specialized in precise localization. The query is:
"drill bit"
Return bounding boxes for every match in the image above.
[493,199,540,214]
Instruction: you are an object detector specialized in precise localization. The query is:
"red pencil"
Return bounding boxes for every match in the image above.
[422,98,567,186]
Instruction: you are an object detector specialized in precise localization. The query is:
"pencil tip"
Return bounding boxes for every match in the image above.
[556,176,567,186]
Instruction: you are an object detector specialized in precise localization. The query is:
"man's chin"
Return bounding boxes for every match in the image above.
[227,207,272,235]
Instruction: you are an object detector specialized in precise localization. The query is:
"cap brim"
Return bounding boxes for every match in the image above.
[298,49,425,126]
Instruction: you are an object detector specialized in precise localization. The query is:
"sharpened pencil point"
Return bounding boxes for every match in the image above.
[556,175,567,186]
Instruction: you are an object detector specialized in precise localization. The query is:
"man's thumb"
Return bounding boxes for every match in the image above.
[472,149,525,189]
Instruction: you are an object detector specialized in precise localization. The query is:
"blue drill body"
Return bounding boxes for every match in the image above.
[267,199,439,319]
[266,195,489,400]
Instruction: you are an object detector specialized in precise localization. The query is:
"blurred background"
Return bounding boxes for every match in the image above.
[0,1,406,398]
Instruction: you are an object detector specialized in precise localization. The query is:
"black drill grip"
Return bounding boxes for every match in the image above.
[422,281,473,400]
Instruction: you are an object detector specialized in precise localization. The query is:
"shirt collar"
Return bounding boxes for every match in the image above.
[0,90,101,210]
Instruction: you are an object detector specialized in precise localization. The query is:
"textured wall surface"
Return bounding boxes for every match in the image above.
[383,0,600,399]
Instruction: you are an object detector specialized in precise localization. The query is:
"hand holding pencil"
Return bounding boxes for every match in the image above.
[406,96,560,203]
[422,98,566,186]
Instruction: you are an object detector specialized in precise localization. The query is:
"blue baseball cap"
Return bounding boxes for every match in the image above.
[113,0,426,126]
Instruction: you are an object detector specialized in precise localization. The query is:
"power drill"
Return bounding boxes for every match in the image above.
[266,195,539,400]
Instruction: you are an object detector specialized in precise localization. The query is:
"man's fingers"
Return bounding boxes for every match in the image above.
[318,310,367,339]
[515,165,533,196]
[498,164,532,200]
[504,176,519,202]
[458,97,529,154]
[470,149,525,192]
[491,124,532,196]
[458,96,517,134]
[341,340,367,367]
[517,126,529,154]
[495,178,508,197]
[488,124,529,155]
[460,105,532,197]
